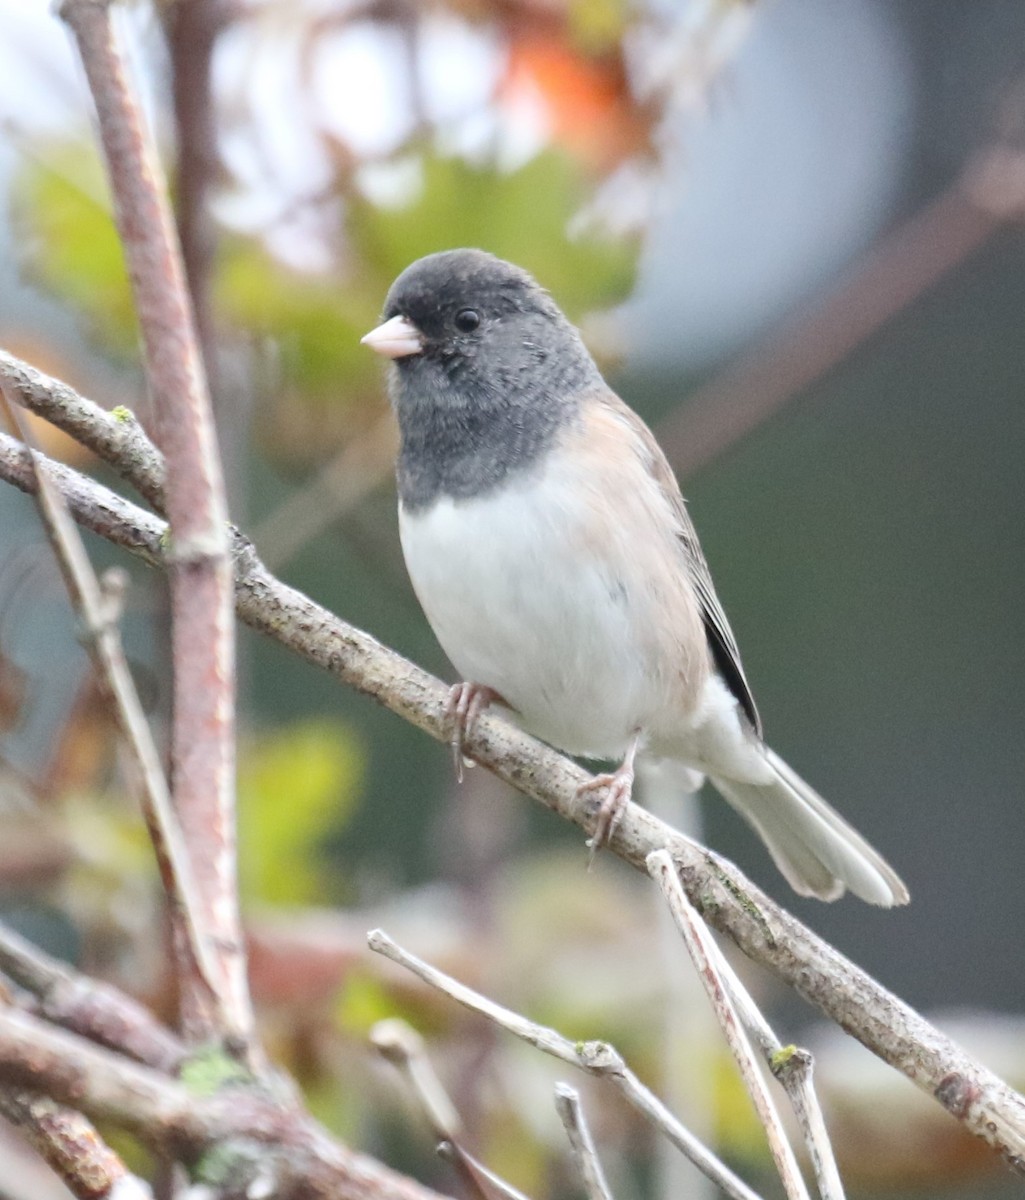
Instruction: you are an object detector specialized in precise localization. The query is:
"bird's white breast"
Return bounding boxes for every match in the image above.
[399,442,705,759]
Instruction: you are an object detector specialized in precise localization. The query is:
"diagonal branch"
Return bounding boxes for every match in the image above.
[367,930,762,1200]
[0,920,182,1072]
[59,0,247,1049]
[0,1006,448,1200]
[0,394,1024,1173]
[0,1089,152,1200]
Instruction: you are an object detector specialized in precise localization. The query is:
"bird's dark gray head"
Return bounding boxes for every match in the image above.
[363,249,602,510]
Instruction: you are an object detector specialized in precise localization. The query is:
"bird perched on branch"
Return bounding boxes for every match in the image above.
[362,248,908,907]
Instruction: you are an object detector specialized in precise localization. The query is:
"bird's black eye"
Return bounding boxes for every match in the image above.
[454,308,480,333]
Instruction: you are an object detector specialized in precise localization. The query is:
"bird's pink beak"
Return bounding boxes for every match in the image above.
[360,315,423,359]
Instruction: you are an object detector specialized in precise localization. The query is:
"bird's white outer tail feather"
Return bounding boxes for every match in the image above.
[710,749,909,907]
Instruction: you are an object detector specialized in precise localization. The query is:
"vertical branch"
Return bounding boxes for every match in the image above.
[165,0,230,382]
[59,0,250,1052]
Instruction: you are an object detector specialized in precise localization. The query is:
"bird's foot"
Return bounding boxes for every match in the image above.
[580,733,641,866]
[445,682,501,781]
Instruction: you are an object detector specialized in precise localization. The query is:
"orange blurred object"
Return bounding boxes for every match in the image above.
[501,32,653,170]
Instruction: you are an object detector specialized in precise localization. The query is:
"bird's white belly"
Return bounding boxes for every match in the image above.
[399,474,669,758]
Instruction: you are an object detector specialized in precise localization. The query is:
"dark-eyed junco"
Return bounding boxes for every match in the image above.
[361,248,909,906]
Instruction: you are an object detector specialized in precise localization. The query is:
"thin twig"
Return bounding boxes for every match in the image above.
[0,393,224,1027]
[373,1018,512,1200]
[647,852,813,1200]
[435,1142,532,1200]
[371,1019,463,1142]
[0,1089,152,1200]
[554,1084,614,1200]
[59,0,248,1049]
[0,921,182,1072]
[367,929,764,1200]
[649,850,844,1200]
[1,422,1025,1174]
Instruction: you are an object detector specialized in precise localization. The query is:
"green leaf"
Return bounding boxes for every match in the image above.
[238,718,363,907]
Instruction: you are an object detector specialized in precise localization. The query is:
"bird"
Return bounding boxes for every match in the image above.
[361,248,909,907]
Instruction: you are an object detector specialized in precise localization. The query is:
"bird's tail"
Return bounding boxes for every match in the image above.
[709,749,909,907]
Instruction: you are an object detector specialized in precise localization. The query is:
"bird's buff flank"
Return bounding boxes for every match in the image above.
[362,248,909,907]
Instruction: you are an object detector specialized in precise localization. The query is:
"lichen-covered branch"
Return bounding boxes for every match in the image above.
[0,1006,447,1200]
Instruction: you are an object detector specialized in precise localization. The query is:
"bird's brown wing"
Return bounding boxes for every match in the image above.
[596,390,763,736]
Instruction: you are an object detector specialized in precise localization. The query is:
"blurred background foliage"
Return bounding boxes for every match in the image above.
[1,0,1025,1197]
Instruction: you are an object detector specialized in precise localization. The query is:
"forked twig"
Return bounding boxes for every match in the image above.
[649,850,843,1200]
[367,929,764,1200]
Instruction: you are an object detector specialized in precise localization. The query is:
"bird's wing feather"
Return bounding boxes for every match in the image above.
[595,390,763,736]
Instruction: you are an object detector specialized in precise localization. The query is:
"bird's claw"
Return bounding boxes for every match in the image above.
[445,682,498,782]
[580,762,636,867]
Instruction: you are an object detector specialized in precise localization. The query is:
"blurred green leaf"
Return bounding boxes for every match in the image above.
[238,718,363,907]
[350,149,638,319]
[335,970,399,1039]
[11,145,136,354]
[568,0,632,52]
[215,238,381,399]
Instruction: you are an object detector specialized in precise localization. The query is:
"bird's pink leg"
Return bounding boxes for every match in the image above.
[579,731,642,861]
[445,682,503,781]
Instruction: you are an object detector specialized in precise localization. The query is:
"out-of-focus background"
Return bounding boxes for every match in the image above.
[1,0,1024,1196]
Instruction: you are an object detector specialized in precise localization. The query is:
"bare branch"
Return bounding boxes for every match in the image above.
[0,922,182,1072]
[367,929,764,1200]
[0,1089,152,1200]
[435,1143,532,1200]
[651,852,845,1199]
[1,412,1025,1174]
[657,82,1025,482]
[0,1006,448,1200]
[553,1084,614,1200]
[656,187,997,479]
[372,1018,543,1200]
[647,852,813,1200]
[371,1020,463,1143]
[59,0,248,1048]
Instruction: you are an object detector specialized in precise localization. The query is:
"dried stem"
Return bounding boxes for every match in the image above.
[648,852,815,1200]
[371,1019,463,1143]
[59,0,248,1048]
[1,403,1025,1173]
[435,1143,532,1200]
[165,0,231,381]
[372,1018,517,1200]
[649,850,844,1199]
[368,929,763,1200]
[553,1084,614,1200]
